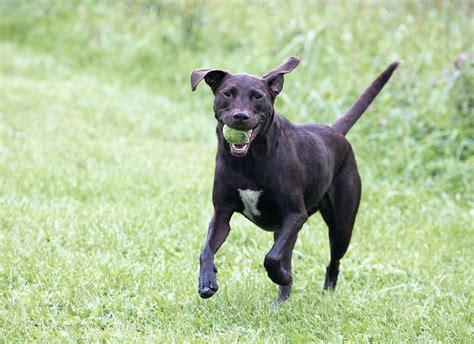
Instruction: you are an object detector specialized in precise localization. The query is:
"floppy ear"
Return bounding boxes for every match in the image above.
[190,69,229,92]
[262,56,300,97]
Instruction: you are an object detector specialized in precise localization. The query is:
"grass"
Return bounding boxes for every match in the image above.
[0,0,472,341]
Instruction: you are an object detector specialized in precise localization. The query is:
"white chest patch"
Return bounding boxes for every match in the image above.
[238,189,262,221]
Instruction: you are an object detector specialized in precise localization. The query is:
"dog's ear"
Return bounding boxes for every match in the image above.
[262,56,300,97]
[191,69,229,92]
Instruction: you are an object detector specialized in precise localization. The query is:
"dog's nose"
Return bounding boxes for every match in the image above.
[232,111,250,121]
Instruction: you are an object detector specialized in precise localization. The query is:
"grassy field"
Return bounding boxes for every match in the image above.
[0,0,473,341]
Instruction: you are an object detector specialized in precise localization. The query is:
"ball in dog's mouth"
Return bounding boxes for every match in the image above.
[226,125,261,157]
[223,125,251,144]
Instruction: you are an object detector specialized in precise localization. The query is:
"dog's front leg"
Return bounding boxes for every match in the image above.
[198,211,232,299]
[264,212,307,288]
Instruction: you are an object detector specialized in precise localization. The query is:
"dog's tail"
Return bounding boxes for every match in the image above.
[332,61,400,136]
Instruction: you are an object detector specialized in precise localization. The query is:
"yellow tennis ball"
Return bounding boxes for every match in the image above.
[223,125,251,144]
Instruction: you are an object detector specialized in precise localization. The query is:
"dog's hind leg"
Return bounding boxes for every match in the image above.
[320,152,361,291]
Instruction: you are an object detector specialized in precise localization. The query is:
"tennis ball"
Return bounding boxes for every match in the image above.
[223,125,251,144]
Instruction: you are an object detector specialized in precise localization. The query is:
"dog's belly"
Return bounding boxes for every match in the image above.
[238,189,283,231]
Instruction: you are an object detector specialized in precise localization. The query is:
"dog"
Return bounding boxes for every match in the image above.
[191,57,399,304]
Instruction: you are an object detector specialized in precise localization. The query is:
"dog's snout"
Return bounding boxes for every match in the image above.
[232,111,250,121]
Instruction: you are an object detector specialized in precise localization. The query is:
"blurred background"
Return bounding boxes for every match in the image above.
[1,0,471,193]
[0,0,472,341]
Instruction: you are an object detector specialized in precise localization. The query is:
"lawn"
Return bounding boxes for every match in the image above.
[0,0,472,341]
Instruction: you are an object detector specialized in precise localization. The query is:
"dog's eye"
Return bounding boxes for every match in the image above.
[254,93,263,100]
[223,91,232,98]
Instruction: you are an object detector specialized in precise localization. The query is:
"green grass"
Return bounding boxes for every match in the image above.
[0,0,472,341]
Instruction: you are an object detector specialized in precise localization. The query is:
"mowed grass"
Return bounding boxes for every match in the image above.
[0,1,473,341]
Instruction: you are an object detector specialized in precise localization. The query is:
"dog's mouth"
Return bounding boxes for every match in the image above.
[228,124,261,157]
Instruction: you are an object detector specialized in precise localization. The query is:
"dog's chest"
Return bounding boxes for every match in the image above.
[237,188,282,230]
[238,189,262,221]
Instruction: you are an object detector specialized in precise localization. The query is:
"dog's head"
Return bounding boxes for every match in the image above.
[191,57,300,157]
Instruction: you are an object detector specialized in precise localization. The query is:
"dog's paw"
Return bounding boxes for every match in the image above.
[198,270,219,299]
[323,275,337,291]
[323,264,339,291]
[264,256,292,286]
[272,285,292,306]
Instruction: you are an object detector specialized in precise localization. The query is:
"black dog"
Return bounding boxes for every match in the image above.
[191,57,398,303]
